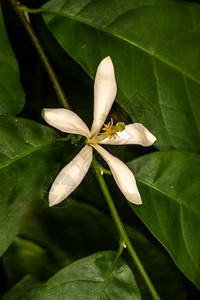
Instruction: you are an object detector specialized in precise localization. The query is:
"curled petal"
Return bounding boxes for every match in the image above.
[49,145,92,206]
[42,108,91,138]
[91,57,117,137]
[93,144,142,205]
[99,123,156,146]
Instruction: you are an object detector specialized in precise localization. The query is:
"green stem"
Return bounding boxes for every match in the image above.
[8,0,70,109]
[93,159,161,300]
[94,161,112,175]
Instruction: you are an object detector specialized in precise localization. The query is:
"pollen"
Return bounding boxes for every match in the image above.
[102,119,125,140]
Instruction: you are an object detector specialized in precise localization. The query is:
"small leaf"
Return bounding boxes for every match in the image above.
[3,251,141,300]
[128,151,200,289]
[0,7,25,115]
[0,116,63,257]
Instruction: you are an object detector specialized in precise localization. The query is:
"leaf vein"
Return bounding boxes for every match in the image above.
[136,178,200,218]
[95,253,119,300]
[183,74,200,136]
[151,57,174,146]
[0,137,61,170]
[76,0,94,16]
[42,7,200,85]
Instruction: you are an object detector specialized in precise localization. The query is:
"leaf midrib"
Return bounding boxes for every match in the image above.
[0,137,62,170]
[41,4,200,85]
[95,252,120,300]
[136,177,200,218]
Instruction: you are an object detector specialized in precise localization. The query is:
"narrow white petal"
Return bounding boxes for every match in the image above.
[99,123,156,146]
[49,145,92,206]
[42,108,91,138]
[91,57,117,137]
[93,144,142,205]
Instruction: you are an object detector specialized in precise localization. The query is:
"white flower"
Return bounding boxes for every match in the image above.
[42,57,156,207]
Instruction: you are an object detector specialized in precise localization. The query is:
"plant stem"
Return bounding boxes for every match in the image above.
[8,0,70,109]
[93,159,161,300]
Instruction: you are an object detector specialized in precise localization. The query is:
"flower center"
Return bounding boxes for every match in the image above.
[103,119,126,140]
[87,119,125,145]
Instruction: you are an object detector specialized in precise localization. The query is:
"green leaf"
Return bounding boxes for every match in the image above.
[0,7,25,115]
[0,116,63,257]
[3,251,141,300]
[128,151,200,289]
[41,0,200,152]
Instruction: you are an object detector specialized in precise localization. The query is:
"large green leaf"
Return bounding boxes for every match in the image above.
[0,8,25,115]
[128,151,200,289]
[0,116,63,257]
[40,0,200,152]
[3,251,141,300]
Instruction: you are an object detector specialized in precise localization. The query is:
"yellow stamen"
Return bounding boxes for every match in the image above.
[87,119,126,144]
[101,119,125,140]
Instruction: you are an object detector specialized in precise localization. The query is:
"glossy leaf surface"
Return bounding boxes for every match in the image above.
[128,151,200,289]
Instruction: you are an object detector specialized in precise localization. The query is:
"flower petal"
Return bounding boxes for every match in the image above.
[93,144,142,205]
[49,145,92,206]
[91,57,117,137]
[99,123,156,146]
[42,108,91,138]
